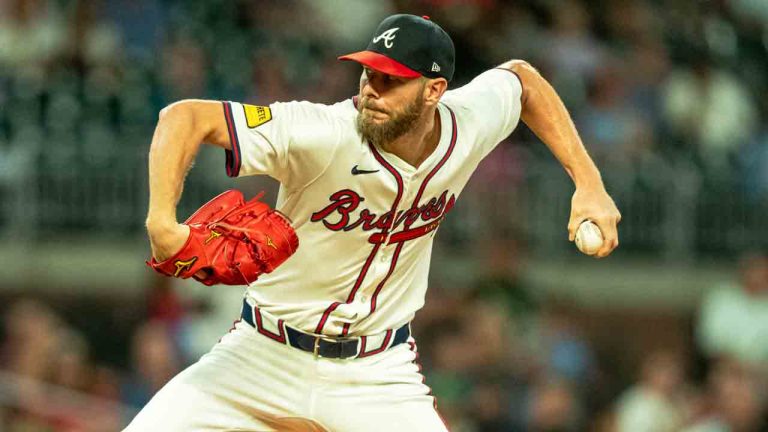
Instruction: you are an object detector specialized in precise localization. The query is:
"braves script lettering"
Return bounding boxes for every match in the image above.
[311,189,456,244]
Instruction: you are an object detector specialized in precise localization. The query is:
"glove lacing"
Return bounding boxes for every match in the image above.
[197,194,297,285]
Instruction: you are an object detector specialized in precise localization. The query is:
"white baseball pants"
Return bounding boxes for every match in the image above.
[123,319,449,431]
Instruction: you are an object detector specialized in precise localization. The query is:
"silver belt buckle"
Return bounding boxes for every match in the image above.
[312,334,362,359]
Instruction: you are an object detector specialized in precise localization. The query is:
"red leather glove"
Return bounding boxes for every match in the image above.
[148,190,299,286]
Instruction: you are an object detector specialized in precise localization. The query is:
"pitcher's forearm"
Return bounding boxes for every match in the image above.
[145,100,232,227]
[146,103,207,226]
[507,61,603,190]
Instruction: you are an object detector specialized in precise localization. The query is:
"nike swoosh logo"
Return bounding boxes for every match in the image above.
[351,165,380,175]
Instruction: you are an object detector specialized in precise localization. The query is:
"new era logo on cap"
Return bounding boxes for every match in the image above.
[431,62,441,72]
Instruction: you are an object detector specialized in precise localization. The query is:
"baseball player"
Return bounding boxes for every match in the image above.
[131,14,620,432]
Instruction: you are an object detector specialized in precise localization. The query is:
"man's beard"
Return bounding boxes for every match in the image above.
[356,93,425,147]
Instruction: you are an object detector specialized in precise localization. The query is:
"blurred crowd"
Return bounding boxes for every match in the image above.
[410,250,768,431]
[0,0,767,248]
[0,290,179,430]
[1,0,768,430]
[1,0,768,169]
[1,251,767,431]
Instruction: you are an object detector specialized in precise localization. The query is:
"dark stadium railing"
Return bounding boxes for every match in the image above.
[1,144,765,261]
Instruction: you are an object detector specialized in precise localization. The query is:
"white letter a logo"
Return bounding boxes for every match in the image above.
[373,28,400,49]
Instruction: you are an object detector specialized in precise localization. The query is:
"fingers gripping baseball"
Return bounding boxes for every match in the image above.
[568,188,621,258]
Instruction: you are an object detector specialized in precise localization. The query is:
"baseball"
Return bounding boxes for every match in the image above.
[575,220,603,255]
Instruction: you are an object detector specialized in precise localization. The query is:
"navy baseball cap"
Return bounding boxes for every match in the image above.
[339,14,455,82]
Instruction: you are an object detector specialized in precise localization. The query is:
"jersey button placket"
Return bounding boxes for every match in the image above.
[380,184,407,260]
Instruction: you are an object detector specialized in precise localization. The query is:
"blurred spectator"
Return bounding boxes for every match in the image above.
[531,299,595,387]
[470,378,514,431]
[603,1,665,47]
[663,55,758,172]
[67,0,122,70]
[121,321,182,409]
[146,277,186,326]
[576,63,649,168]
[0,299,126,431]
[615,349,689,432]
[0,0,66,72]
[525,376,582,432]
[624,35,670,130]
[474,2,545,68]
[421,293,524,431]
[683,359,768,432]
[103,0,165,63]
[302,0,394,51]
[245,50,295,105]
[310,56,359,104]
[463,145,528,239]
[729,0,768,26]
[425,318,476,425]
[49,328,91,393]
[738,125,768,201]
[158,35,210,103]
[470,232,531,320]
[697,253,768,366]
[0,299,61,381]
[542,0,606,107]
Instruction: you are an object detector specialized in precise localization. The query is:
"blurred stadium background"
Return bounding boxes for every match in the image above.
[0,0,767,430]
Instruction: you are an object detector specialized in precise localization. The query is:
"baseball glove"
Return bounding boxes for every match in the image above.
[147,189,299,286]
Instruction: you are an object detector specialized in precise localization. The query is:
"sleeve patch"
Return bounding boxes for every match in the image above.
[243,104,272,128]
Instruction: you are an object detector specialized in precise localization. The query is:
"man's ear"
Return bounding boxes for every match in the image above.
[423,78,448,106]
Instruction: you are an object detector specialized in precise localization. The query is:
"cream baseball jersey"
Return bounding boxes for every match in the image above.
[221,69,522,337]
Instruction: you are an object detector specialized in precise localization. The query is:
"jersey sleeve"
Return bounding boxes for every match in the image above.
[443,68,523,158]
[221,100,343,190]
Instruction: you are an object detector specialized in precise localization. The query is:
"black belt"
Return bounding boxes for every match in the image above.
[240,300,410,359]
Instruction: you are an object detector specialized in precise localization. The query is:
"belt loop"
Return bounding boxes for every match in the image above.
[313,336,321,359]
[354,336,364,359]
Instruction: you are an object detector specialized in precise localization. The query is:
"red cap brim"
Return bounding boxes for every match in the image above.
[338,51,421,78]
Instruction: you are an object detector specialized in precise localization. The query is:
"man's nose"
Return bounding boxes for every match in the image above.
[361,78,379,99]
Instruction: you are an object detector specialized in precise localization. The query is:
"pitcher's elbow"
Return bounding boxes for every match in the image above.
[158,100,194,121]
